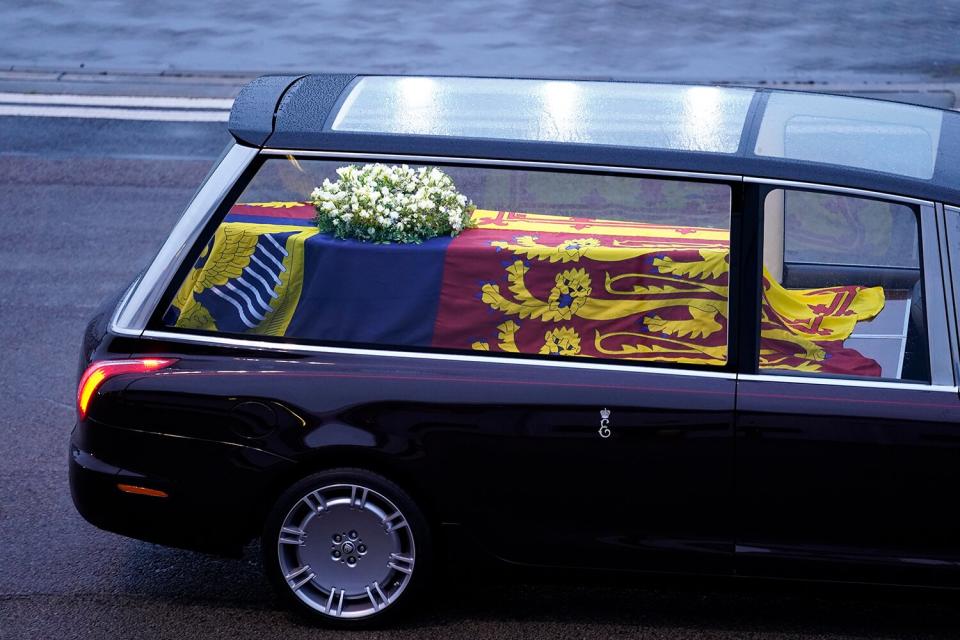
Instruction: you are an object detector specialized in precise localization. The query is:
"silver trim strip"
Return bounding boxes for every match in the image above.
[259,149,743,182]
[133,329,960,392]
[941,205,960,384]
[109,275,143,337]
[113,143,258,334]
[740,373,958,394]
[139,329,737,380]
[744,176,932,207]
[920,203,955,386]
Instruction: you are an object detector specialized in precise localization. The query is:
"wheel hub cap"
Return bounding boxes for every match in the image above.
[277,483,416,619]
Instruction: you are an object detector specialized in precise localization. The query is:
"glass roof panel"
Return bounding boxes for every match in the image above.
[331,76,755,154]
[756,92,943,179]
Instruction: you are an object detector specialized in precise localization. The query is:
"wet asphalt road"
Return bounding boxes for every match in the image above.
[3,0,960,83]
[5,117,960,639]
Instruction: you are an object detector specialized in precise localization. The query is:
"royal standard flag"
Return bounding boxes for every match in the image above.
[165,203,884,377]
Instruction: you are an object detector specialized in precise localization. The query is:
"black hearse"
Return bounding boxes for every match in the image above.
[71,74,960,626]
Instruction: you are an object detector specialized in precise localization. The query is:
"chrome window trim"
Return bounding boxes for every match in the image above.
[920,203,955,386]
[112,143,259,334]
[743,176,933,207]
[258,149,744,182]
[943,205,960,383]
[135,330,960,392]
[139,329,737,380]
[109,274,144,337]
[738,373,958,394]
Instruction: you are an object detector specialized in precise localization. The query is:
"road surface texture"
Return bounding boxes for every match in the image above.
[3,114,960,639]
[3,0,960,84]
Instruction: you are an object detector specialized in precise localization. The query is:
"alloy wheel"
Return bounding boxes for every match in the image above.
[275,482,416,619]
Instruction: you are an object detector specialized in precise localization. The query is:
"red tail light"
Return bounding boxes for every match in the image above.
[77,358,177,420]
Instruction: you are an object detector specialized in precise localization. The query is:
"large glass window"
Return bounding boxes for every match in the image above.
[760,189,928,381]
[755,92,943,179]
[163,157,735,367]
[332,77,754,153]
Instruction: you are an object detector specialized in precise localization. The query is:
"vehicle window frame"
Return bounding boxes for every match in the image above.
[942,205,960,383]
[113,142,259,334]
[921,202,955,386]
[747,179,952,386]
[145,151,745,375]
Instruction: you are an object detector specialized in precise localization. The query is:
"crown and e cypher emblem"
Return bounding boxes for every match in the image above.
[598,408,612,438]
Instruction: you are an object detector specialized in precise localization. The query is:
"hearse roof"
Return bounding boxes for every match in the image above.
[228,74,960,206]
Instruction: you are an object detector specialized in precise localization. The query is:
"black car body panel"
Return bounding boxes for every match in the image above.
[736,376,960,585]
[74,333,736,571]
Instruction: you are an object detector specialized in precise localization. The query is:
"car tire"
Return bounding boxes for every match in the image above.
[262,467,431,628]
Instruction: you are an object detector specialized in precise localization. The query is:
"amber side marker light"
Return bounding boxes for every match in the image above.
[117,483,169,498]
[77,358,178,420]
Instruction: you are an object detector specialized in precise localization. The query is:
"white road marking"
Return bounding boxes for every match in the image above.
[0,92,233,110]
[0,104,229,121]
[0,92,233,121]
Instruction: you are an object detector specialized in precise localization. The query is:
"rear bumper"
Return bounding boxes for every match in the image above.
[69,420,296,555]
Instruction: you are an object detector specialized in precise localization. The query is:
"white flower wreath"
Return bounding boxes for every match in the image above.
[310,164,475,243]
